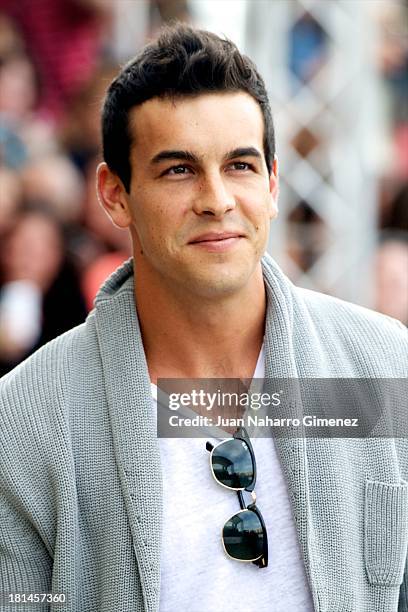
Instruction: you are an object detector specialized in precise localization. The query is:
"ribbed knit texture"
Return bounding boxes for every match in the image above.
[365,480,408,586]
[0,253,407,612]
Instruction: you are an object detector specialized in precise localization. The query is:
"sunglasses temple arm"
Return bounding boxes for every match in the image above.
[206,442,214,452]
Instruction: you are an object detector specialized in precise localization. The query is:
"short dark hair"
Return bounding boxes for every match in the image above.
[102,23,275,193]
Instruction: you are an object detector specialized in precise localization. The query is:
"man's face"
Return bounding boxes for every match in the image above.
[124,91,278,298]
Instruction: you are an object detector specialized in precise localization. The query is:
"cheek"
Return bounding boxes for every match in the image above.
[269,197,278,220]
[245,202,272,253]
[250,202,272,232]
[130,201,178,256]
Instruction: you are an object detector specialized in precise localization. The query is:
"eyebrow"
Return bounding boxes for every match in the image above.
[149,146,263,166]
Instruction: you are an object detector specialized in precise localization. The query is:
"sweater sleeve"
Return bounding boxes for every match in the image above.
[0,397,53,612]
[400,571,408,612]
[1,322,89,612]
[391,318,408,612]
[0,355,59,611]
[0,495,52,612]
[397,435,408,612]
[395,317,408,612]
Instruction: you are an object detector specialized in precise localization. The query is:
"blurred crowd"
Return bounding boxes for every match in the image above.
[374,1,408,326]
[282,2,408,322]
[0,0,406,375]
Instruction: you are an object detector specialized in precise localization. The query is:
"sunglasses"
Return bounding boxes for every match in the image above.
[206,426,268,568]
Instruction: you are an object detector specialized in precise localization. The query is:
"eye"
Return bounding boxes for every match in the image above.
[163,165,193,176]
[229,161,253,171]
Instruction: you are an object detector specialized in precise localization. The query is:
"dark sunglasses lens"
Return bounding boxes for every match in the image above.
[223,510,264,561]
[211,439,254,489]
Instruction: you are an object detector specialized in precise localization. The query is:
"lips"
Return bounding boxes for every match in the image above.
[187,231,245,253]
[188,232,244,244]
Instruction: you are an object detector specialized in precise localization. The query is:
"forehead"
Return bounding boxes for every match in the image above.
[128,92,265,160]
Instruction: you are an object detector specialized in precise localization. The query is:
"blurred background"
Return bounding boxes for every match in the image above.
[0,0,407,375]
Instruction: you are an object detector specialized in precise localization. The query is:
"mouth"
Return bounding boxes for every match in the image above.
[189,232,244,244]
[188,232,245,252]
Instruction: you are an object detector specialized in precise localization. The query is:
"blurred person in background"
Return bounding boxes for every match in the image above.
[0,207,87,376]
[0,51,56,160]
[0,52,40,123]
[381,182,408,234]
[0,24,406,612]
[20,154,85,224]
[0,166,22,236]
[375,235,408,325]
[376,182,408,327]
[375,0,408,260]
[59,64,119,173]
[0,11,24,57]
[0,0,112,121]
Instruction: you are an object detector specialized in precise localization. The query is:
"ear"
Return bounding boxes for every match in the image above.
[268,156,279,220]
[96,162,132,229]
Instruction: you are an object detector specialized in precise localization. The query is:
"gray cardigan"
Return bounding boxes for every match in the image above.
[0,254,407,612]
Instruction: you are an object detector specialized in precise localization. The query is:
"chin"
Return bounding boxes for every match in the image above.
[186,268,254,298]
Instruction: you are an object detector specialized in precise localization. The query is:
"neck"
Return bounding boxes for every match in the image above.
[134,262,266,383]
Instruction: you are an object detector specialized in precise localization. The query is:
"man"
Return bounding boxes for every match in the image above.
[0,23,407,612]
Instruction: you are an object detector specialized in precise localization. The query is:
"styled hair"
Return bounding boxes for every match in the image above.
[102,23,275,193]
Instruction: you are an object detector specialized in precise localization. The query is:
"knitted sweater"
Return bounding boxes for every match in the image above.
[0,253,407,612]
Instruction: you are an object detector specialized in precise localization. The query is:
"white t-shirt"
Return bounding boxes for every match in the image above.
[151,346,314,612]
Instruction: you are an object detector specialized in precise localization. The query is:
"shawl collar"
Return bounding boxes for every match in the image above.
[95,260,162,612]
[261,254,315,601]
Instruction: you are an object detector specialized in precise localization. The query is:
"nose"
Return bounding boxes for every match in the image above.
[192,173,236,218]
